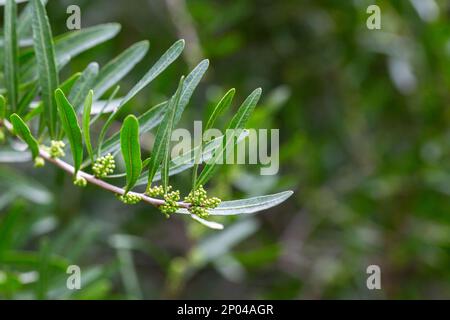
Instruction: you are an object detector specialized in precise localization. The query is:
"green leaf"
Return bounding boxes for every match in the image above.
[59,71,82,94]
[120,39,185,109]
[95,101,165,160]
[55,89,83,176]
[4,0,19,112]
[17,83,38,115]
[83,90,94,164]
[17,0,48,38]
[177,191,293,216]
[9,113,40,159]
[120,115,142,193]
[205,88,236,132]
[23,102,43,122]
[161,76,185,191]
[21,72,81,120]
[133,130,248,186]
[190,214,224,230]
[0,95,5,120]
[54,23,120,59]
[175,59,209,124]
[68,62,99,112]
[21,23,120,83]
[228,88,262,130]
[147,77,184,191]
[31,0,59,137]
[95,58,208,162]
[93,40,149,100]
[98,40,185,147]
[195,88,262,188]
[193,88,235,187]
[90,85,120,125]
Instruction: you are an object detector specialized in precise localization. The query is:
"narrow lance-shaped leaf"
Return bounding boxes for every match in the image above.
[9,113,40,159]
[98,39,185,149]
[93,40,149,100]
[21,72,81,122]
[31,0,59,137]
[121,39,185,109]
[54,89,83,176]
[17,0,47,38]
[147,77,184,192]
[95,59,209,161]
[205,89,236,132]
[21,23,120,82]
[54,23,120,59]
[82,90,94,164]
[90,85,120,127]
[162,76,184,192]
[4,0,19,112]
[120,115,142,193]
[95,99,165,160]
[195,88,262,188]
[190,214,224,230]
[174,59,209,124]
[192,89,235,188]
[68,62,98,112]
[176,191,294,216]
[59,72,82,95]
[17,83,38,115]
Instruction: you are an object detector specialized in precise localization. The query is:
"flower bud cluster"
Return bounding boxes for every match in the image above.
[46,140,65,158]
[73,176,87,187]
[92,153,115,178]
[184,185,221,218]
[34,156,45,168]
[118,193,141,204]
[160,190,181,217]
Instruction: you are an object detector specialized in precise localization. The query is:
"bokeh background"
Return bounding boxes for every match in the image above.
[1,0,449,299]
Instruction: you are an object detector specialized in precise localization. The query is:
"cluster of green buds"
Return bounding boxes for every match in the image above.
[145,185,165,197]
[34,156,45,168]
[45,140,65,158]
[73,176,87,187]
[184,185,221,218]
[92,153,115,178]
[159,189,181,217]
[118,193,141,204]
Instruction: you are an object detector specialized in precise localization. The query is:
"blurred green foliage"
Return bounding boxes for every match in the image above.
[0,0,449,299]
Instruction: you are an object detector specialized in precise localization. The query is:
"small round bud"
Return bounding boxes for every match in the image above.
[159,189,181,216]
[73,176,87,187]
[146,185,165,198]
[93,153,115,178]
[47,140,65,158]
[118,193,141,204]
[184,185,221,218]
[34,156,45,168]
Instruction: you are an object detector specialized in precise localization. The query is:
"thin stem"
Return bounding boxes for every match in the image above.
[1,119,190,209]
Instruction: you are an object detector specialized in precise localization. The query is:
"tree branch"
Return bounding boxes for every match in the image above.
[1,119,191,209]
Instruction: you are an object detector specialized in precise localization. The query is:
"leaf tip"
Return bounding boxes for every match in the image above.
[89,62,100,72]
[55,88,64,96]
